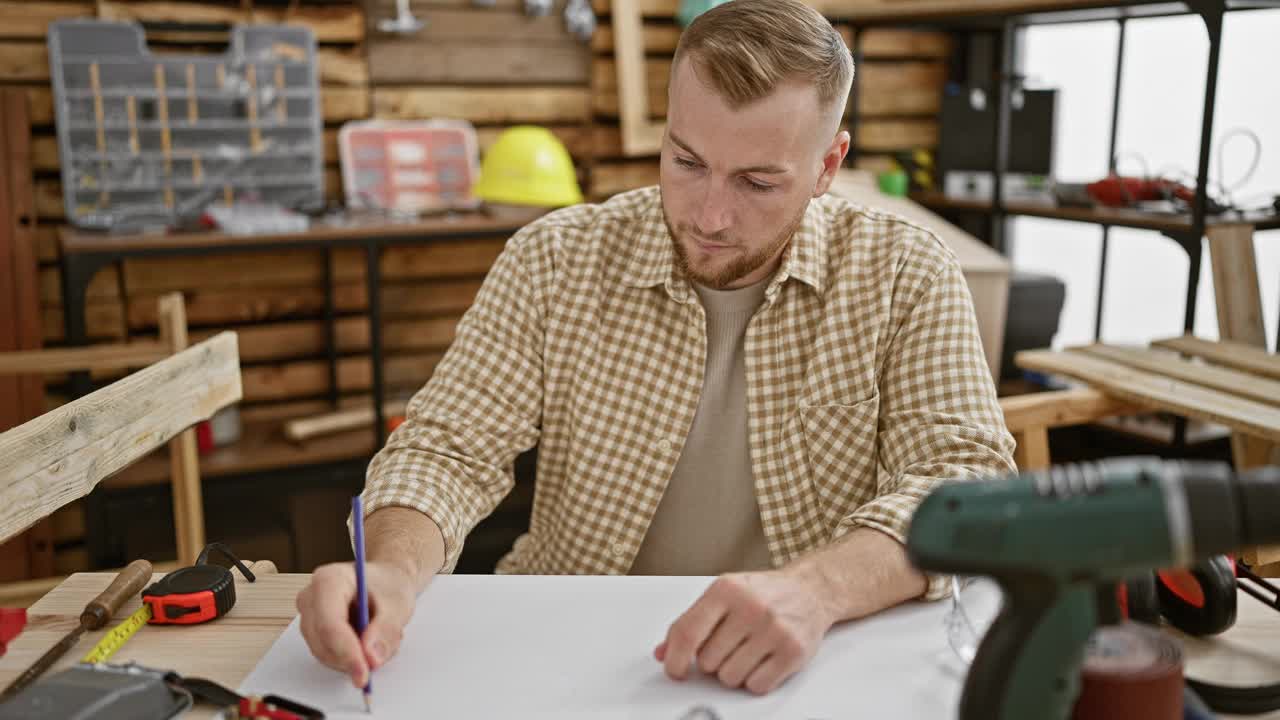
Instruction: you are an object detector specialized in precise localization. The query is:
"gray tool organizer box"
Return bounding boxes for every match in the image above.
[47,19,325,231]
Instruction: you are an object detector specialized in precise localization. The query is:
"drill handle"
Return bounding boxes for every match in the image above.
[961,579,1096,720]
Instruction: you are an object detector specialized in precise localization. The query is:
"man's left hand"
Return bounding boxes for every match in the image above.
[654,568,833,695]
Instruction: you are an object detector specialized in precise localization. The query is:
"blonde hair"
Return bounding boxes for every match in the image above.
[672,0,854,115]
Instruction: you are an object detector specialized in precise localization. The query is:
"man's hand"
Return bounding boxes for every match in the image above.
[296,561,418,689]
[654,568,834,696]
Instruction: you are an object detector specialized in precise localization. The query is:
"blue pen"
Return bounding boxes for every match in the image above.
[352,495,372,713]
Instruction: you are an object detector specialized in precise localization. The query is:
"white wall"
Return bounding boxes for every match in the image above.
[1009,9,1280,351]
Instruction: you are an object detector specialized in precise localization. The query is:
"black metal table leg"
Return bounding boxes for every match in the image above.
[323,249,338,408]
[366,241,386,448]
[61,253,116,398]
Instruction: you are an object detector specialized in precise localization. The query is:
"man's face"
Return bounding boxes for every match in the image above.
[659,57,845,290]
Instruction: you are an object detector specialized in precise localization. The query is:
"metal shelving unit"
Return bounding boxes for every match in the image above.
[836,0,1280,338]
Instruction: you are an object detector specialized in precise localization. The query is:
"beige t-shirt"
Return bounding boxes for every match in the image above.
[630,277,773,576]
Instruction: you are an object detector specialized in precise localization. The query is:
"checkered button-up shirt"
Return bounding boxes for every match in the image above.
[362,186,1015,600]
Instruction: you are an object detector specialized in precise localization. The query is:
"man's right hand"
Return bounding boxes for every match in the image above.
[296,561,418,689]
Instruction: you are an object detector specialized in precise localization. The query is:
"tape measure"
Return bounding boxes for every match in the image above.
[80,543,257,664]
[81,605,152,664]
[141,542,256,626]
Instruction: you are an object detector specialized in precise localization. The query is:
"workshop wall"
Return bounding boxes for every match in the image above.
[0,0,951,579]
[585,0,951,198]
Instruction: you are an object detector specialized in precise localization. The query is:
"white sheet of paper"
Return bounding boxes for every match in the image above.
[240,575,1001,719]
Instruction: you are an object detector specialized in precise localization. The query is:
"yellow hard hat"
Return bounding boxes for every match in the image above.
[472,126,584,208]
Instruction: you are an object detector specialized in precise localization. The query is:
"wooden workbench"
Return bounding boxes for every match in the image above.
[0,572,1276,718]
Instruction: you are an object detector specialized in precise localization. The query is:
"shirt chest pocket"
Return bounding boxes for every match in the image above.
[797,394,881,514]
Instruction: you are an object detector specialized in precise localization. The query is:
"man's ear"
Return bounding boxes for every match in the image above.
[813,129,851,197]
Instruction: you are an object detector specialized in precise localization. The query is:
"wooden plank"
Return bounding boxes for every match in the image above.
[1152,335,1280,382]
[370,41,589,84]
[42,302,126,342]
[0,2,93,39]
[34,179,63,220]
[51,503,84,544]
[611,0,665,156]
[0,43,48,82]
[239,351,444,402]
[322,86,371,122]
[1208,225,1267,347]
[1015,349,1280,443]
[372,6,580,43]
[190,315,459,362]
[123,238,503,293]
[123,249,352,294]
[0,333,241,544]
[26,87,52,126]
[591,23,682,53]
[374,87,590,124]
[0,341,167,375]
[1077,345,1280,410]
[857,61,946,115]
[35,226,58,263]
[128,283,361,328]
[857,119,938,150]
[157,292,204,564]
[999,387,1138,432]
[590,159,659,198]
[591,0,678,16]
[1204,224,1277,472]
[593,58,944,116]
[475,124,601,159]
[40,265,119,303]
[96,2,366,44]
[1012,425,1050,471]
[128,277,483,330]
[858,30,953,58]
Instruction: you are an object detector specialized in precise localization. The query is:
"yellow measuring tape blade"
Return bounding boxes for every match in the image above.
[81,604,152,664]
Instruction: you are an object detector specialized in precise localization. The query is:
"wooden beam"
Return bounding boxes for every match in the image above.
[374,87,590,124]
[157,292,204,564]
[96,1,366,43]
[1012,425,1050,471]
[1076,344,1280,409]
[0,43,368,86]
[591,23,682,53]
[1151,335,1280,382]
[42,302,126,342]
[371,41,589,85]
[999,387,1138,432]
[1015,349,1280,443]
[0,1,92,40]
[591,0,678,16]
[591,159,660,197]
[0,341,168,375]
[856,119,939,151]
[0,332,241,544]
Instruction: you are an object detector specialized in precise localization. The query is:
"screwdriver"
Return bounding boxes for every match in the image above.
[0,559,153,700]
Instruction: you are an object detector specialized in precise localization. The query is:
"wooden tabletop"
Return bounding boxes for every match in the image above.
[60,207,545,255]
[0,572,1277,718]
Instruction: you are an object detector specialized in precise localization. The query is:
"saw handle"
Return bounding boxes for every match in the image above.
[81,559,153,630]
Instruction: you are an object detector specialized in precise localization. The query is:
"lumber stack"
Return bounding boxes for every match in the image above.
[586,0,951,199]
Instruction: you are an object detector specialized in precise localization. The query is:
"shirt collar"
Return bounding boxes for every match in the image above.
[621,187,829,301]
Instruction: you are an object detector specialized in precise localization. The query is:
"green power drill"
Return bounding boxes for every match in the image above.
[906,456,1280,720]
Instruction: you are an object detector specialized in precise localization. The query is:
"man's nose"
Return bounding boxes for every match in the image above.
[695,180,732,236]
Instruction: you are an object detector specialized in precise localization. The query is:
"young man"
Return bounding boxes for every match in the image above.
[296,0,1015,697]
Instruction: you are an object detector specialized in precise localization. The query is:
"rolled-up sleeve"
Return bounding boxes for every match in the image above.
[835,238,1016,601]
[360,227,548,573]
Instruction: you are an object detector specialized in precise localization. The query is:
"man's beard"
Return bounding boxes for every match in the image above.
[664,202,808,290]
